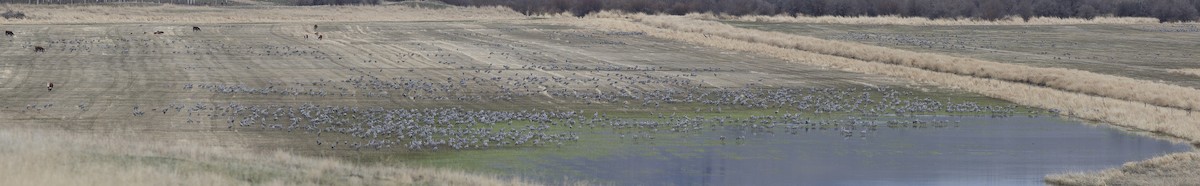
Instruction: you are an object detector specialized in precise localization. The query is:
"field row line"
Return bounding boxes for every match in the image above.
[596,13,1200,113]
[558,14,1200,144]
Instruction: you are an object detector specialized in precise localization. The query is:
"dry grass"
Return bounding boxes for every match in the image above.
[687,13,1169,25]
[1168,69,1200,78]
[1045,152,1200,186]
[0,129,540,186]
[593,12,1200,112]
[558,13,1200,184]
[0,4,522,24]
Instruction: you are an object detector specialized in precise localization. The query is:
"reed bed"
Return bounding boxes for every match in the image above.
[686,13,1167,25]
[0,4,522,24]
[594,12,1200,112]
[0,129,539,186]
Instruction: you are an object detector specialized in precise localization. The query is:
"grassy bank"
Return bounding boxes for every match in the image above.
[1045,152,1200,185]
[0,129,539,186]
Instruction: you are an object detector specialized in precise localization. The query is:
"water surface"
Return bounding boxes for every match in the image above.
[500,116,1192,185]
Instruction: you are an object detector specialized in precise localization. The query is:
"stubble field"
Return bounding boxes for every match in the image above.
[1,4,1195,185]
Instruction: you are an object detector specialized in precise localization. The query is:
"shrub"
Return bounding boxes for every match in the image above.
[2,10,26,19]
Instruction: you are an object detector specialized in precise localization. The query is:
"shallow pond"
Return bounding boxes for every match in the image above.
[453,116,1191,185]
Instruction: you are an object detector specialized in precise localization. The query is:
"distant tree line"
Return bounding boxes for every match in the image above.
[441,0,1200,22]
[293,0,380,5]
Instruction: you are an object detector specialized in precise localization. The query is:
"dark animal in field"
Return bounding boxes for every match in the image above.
[47,82,54,92]
[4,31,12,36]
[314,24,318,30]
[154,31,165,34]
[34,46,44,52]
[318,35,323,40]
[193,26,201,31]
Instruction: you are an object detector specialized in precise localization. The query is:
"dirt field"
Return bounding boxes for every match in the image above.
[727,22,1200,88]
[7,4,1184,185]
[3,6,1033,178]
[0,20,918,138]
[2,7,1021,183]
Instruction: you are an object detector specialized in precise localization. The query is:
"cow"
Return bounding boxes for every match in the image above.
[34,46,45,53]
[314,24,318,30]
[4,31,12,37]
[318,35,323,40]
[154,31,165,35]
[47,82,54,92]
[193,26,201,31]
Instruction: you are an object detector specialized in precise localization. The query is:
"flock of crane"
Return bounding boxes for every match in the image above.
[117,85,1028,152]
[3,23,1037,152]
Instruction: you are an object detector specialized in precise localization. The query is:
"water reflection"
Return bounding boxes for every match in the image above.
[520,116,1191,185]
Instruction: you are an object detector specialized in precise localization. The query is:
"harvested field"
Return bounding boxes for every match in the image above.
[1,5,964,184]
[726,21,1200,89]
[0,4,521,24]
[0,19,910,131]
[0,4,1194,185]
[597,14,1200,112]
